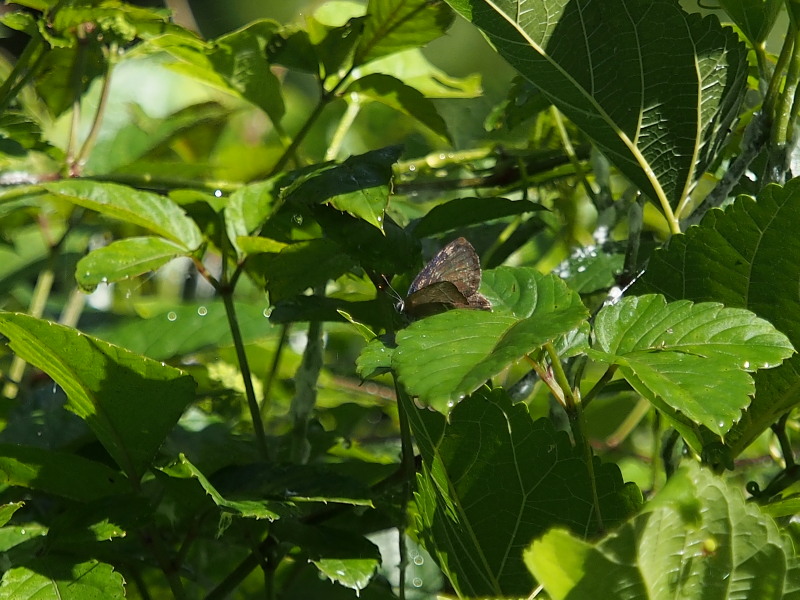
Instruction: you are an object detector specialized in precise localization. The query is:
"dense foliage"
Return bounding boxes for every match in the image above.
[1,0,800,598]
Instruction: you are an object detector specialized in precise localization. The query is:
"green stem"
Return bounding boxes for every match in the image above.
[771,413,796,468]
[325,99,361,161]
[544,342,576,413]
[220,289,270,461]
[771,24,800,148]
[544,343,604,532]
[140,527,187,600]
[0,34,45,113]
[73,43,118,174]
[395,382,416,600]
[269,68,354,175]
[551,106,597,203]
[581,365,618,410]
[290,311,324,464]
[259,323,290,418]
[763,19,795,118]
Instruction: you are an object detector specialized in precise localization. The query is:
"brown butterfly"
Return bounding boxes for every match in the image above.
[401,237,492,319]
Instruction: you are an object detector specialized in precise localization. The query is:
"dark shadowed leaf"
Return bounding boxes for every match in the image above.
[0,313,196,482]
[410,389,639,597]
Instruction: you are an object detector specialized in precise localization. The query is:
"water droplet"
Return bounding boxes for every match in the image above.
[292,214,303,225]
[167,311,178,321]
[412,577,423,587]
[446,400,455,408]
[742,361,750,369]
[408,164,416,172]
[666,328,673,334]
[197,306,208,316]
[576,266,586,273]
[262,308,270,317]
[214,189,223,197]
[413,555,424,565]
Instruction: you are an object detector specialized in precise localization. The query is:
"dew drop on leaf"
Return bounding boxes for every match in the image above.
[197,306,207,316]
[167,311,177,322]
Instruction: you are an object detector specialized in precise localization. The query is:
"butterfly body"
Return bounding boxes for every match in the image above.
[401,237,492,319]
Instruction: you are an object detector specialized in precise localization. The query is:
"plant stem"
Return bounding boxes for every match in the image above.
[73,43,118,174]
[220,289,271,461]
[395,382,416,600]
[763,21,795,118]
[771,413,796,468]
[0,33,44,113]
[269,66,354,175]
[325,99,361,161]
[581,365,617,409]
[544,343,604,532]
[771,23,800,149]
[259,323,290,418]
[551,106,598,203]
[290,316,324,464]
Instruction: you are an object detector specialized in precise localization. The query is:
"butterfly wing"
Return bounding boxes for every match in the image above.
[403,281,472,318]
[407,237,482,297]
[404,237,491,318]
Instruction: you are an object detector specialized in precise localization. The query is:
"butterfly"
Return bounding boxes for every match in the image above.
[400,237,492,319]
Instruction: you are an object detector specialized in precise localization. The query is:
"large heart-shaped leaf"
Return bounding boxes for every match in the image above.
[637,181,800,455]
[445,0,747,223]
[392,267,588,412]
[410,389,639,597]
[590,295,793,444]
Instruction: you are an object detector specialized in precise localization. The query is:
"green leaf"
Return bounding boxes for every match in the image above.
[272,520,380,592]
[208,463,375,506]
[719,0,782,45]
[172,455,283,520]
[356,336,394,379]
[393,267,588,411]
[42,180,203,250]
[555,245,625,294]
[90,300,273,361]
[0,313,196,482]
[283,146,401,231]
[0,559,125,600]
[637,182,800,455]
[76,236,188,291]
[526,462,800,600]
[210,20,285,122]
[445,0,748,211]
[413,196,544,237]
[591,295,794,440]
[314,17,367,78]
[0,444,128,501]
[224,178,280,258]
[265,27,319,73]
[410,389,639,597]
[85,102,232,175]
[0,504,23,529]
[344,74,450,142]
[254,239,357,303]
[357,48,482,98]
[354,0,455,65]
